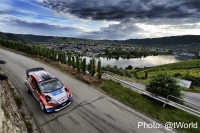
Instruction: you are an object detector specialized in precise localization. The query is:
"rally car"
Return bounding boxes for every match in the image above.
[24,67,73,113]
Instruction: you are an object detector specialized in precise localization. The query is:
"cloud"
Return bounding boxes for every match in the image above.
[1,0,199,40]
[79,18,143,40]
[38,0,200,21]
[35,0,200,40]
[0,18,84,37]
[1,17,140,40]
[0,10,12,15]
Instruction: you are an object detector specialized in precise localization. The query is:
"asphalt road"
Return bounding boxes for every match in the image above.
[0,48,175,133]
[183,92,200,110]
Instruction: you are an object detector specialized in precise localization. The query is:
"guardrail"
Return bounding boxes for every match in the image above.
[103,73,200,117]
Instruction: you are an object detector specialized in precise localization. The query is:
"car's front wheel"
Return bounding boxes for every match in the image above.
[25,82,31,93]
[39,101,46,112]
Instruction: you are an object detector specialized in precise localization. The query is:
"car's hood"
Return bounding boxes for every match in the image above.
[44,87,69,104]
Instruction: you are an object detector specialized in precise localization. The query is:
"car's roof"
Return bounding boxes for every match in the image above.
[30,70,56,82]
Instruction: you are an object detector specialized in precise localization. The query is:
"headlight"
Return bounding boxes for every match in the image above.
[45,106,53,109]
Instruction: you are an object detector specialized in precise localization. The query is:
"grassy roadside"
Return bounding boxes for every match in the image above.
[99,80,200,133]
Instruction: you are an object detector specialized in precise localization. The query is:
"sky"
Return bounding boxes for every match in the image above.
[0,0,200,40]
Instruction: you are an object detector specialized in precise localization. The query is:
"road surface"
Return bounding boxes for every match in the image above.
[0,48,175,133]
[183,92,200,110]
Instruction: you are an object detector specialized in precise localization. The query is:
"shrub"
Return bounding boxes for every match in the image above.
[146,73,181,102]
[24,120,33,133]
[125,65,133,70]
[14,96,23,107]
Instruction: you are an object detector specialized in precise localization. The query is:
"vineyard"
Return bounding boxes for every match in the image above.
[136,59,200,86]
[145,59,200,71]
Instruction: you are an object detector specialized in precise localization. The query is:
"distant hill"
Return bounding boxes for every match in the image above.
[0,31,199,51]
[0,32,30,44]
[15,34,92,43]
[100,35,200,51]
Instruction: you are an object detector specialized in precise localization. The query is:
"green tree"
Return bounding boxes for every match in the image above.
[76,55,80,72]
[114,65,118,69]
[79,58,82,72]
[125,65,133,70]
[127,52,130,59]
[88,59,92,74]
[61,52,66,64]
[68,54,71,67]
[82,58,86,73]
[31,44,37,55]
[72,56,75,68]
[146,73,181,102]
[57,52,61,62]
[106,64,111,69]
[97,60,102,79]
[145,71,148,79]
[91,58,96,76]
[52,50,57,61]
[127,71,131,77]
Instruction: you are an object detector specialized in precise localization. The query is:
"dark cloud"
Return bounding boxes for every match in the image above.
[39,0,200,21]
[79,18,143,40]
[0,10,12,15]
[2,0,199,40]
[8,18,77,31]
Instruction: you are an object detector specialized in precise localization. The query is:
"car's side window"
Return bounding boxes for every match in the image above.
[28,75,32,82]
[35,83,40,92]
[30,77,40,92]
[31,76,37,88]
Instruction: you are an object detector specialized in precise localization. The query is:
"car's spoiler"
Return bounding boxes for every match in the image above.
[26,67,45,76]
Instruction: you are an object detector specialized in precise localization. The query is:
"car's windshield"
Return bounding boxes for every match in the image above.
[39,78,63,93]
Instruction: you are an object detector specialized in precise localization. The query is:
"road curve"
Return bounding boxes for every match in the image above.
[0,48,175,133]
[183,92,200,110]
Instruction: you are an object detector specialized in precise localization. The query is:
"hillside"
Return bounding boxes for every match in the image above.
[136,59,200,87]
[101,35,200,51]
[15,34,92,43]
[0,31,200,51]
[0,32,30,44]
[17,34,200,51]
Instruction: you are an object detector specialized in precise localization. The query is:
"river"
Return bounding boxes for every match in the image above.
[81,55,192,69]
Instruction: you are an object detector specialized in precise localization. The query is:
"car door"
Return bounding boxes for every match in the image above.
[31,77,40,101]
